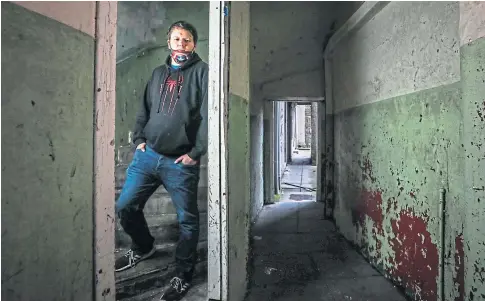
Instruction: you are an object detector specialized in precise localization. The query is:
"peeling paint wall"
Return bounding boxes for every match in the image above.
[324,1,484,300]
[1,2,95,300]
[114,2,210,248]
[460,2,485,300]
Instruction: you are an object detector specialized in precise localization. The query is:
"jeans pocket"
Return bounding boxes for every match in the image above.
[130,148,144,166]
[179,163,197,170]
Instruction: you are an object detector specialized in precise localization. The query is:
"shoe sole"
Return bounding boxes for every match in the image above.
[115,247,156,272]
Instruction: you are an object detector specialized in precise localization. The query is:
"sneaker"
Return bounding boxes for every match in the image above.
[115,247,156,272]
[159,276,191,301]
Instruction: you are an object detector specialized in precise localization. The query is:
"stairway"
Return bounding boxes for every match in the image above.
[114,145,209,300]
[115,241,208,300]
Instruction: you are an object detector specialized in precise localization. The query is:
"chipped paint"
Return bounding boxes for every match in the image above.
[324,2,474,300]
[351,189,384,236]
[460,7,485,298]
[454,234,464,301]
[389,209,439,300]
[331,81,464,301]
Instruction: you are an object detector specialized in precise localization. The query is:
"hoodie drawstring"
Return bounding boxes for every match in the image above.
[158,67,184,115]
[157,69,171,113]
[168,70,182,116]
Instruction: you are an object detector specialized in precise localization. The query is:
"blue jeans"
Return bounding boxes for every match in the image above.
[116,145,200,276]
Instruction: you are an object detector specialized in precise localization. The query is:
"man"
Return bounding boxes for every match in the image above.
[114,20,208,301]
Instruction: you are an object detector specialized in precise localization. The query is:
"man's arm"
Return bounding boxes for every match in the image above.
[132,79,152,146]
[187,65,208,161]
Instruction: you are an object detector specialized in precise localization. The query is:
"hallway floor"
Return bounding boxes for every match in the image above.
[245,150,407,300]
[246,200,408,301]
[125,201,407,301]
[281,149,317,202]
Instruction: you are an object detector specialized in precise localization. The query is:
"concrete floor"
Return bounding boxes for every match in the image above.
[123,150,407,301]
[281,149,317,201]
[246,200,407,301]
[245,150,407,301]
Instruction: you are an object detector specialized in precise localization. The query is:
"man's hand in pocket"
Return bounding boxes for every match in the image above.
[136,143,146,152]
[174,154,197,165]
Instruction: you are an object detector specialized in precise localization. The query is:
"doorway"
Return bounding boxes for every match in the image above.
[267,98,324,206]
[113,2,211,300]
[108,2,252,301]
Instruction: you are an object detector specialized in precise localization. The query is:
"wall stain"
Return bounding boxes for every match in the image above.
[46,132,55,161]
[389,209,438,301]
[351,189,384,259]
[454,234,465,301]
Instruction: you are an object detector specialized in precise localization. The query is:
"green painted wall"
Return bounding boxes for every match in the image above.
[324,3,474,300]
[227,93,251,301]
[461,37,485,301]
[333,83,464,301]
[1,2,94,300]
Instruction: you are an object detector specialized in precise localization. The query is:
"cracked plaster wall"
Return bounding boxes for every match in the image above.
[326,1,484,300]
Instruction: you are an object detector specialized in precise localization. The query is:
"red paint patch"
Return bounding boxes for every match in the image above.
[389,210,438,301]
[454,234,465,301]
[352,189,384,235]
[351,189,385,259]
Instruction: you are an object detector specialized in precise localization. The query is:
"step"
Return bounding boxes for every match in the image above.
[115,212,208,248]
[115,241,208,300]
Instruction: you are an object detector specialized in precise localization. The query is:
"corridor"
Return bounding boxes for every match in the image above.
[245,151,408,301]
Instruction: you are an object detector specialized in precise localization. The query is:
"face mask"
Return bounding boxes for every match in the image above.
[171,50,193,64]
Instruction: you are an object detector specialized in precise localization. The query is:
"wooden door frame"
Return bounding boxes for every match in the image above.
[93,2,117,300]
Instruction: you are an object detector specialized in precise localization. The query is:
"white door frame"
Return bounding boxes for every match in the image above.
[207,2,228,300]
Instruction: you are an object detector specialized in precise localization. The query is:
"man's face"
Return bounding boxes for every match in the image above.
[168,27,196,52]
